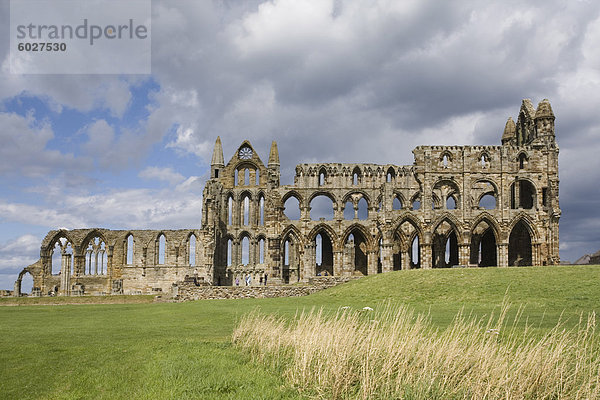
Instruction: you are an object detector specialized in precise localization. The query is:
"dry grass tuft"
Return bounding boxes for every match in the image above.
[232,302,600,399]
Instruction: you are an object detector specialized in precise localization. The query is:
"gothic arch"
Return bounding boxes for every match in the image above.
[44,230,74,255]
[280,225,304,248]
[308,190,337,205]
[391,213,424,238]
[470,213,501,239]
[507,213,540,242]
[281,190,304,206]
[430,213,464,242]
[341,223,374,251]
[341,190,372,205]
[307,223,339,250]
[81,230,109,253]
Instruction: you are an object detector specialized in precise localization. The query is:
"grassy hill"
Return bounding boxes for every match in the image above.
[1,265,599,399]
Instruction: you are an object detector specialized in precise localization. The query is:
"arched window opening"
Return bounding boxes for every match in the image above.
[259,196,265,225]
[126,234,134,265]
[284,239,290,266]
[51,242,63,275]
[352,167,361,185]
[343,201,354,220]
[227,239,232,266]
[259,238,265,264]
[442,154,449,167]
[511,180,535,209]
[412,200,421,210]
[432,221,458,268]
[244,168,250,185]
[51,238,73,276]
[319,170,326,186]
[479,194,496,209]
[255,169,260,186]
[188,235,196,266]
[470,224,497,267]
[310,195,334,220]
[410,235,420,268]
[518,153,528,169]
[480,154,489,168]
[228,196,233,225]
[242,196,250,226]
[347,230,368,276]
[234,169,238,186]
[386,167,395,183]
[20,272,34,295]
[509,221,532,266]
[85,237,107,275]
[158,234,166,265]
[357,198,368,220]
[393,197,402,210]
[283,196,301,220]
[241,237,249,265]
[446,196,456,210]
[315,232,334,276]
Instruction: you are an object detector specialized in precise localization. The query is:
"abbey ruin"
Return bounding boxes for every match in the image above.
[14,99,560,296]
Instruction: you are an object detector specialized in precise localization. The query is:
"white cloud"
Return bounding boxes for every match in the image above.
[139,166,186,184]
[0,234,42,275]
[0,112,88,177]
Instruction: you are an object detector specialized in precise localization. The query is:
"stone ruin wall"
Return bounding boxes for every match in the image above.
[13,99,560,296]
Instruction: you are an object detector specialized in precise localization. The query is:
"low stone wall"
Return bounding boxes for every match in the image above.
[166,276,357,302]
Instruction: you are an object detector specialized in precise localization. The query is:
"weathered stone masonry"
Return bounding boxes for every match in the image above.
[14,99,560,296]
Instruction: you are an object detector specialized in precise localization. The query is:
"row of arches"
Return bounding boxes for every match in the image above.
[299,165,415,186]
[225,235,266,267]
[226,193,265,226]
[280,177,541,219]
[46,231,201,277]
[269,214,538,280]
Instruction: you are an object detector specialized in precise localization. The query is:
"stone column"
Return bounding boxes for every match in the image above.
[401,250,411,270]
[333,250,343,276]
[497,243,508,267]
[343,242,354,275]
[420,235,432,269]
[304,243,316,278]
[381,242,394,272]
[60,253,71,296]
[367,251,378,275]
[459,244,470,266]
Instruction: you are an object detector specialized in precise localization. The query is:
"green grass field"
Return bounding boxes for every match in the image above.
[1,265,599,399]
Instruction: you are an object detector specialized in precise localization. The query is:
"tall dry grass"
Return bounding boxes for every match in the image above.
[232,303,600,399]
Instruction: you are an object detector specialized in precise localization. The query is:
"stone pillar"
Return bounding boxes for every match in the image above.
[60,253,71,296]
[304,243,316,278]
[497,243,508,267]
[420,237,432,269]
[401,250,410,270]
[381,243,394,272]
[343,242,354,275]
[301,206,311,221]
[333,250,343,276]
[458,244,470,266]
[367,251,378,275]
[249,239,256,266]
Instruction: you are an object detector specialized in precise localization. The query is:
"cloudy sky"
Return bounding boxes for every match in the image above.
[1,0,599,290]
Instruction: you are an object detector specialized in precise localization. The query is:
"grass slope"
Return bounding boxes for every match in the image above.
[1,265,599,399]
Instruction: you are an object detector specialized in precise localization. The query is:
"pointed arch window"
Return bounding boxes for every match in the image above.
[188,234,197,266]
[158,234,166,265]
[126,234,134,265]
